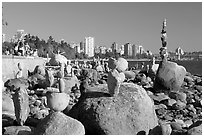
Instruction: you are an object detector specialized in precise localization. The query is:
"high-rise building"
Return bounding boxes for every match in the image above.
[84,37,95,57]
[111,42,119,53]
[120,45,124,55]
[138,45,144,54]
[74,43,81,54]
[80,41,85,53]
[132,44,139,57]
[124,43,133,57]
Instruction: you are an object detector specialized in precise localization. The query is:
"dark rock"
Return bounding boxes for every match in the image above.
[184,76,194,83]
[4,78,29,92]
[34,112,85,135]
[171,129,187,135]
[149,93,169,103]
[3,126,34,135]
[68,83,158,135]
[153,61,186,92]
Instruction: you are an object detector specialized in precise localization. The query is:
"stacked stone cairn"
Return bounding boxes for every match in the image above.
[107,57,127,96]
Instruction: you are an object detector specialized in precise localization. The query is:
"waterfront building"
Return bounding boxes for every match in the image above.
[84,37,95,57]
[74,43,81,54]
[175,47,184,55]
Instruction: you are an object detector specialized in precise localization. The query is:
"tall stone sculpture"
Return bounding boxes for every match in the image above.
[160,18,168,60]
[153,19,186,92]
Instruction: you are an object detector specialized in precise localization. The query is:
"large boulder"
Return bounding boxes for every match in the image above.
[34,112,85,135]
[153,61,186,92]
[68,83,158,135]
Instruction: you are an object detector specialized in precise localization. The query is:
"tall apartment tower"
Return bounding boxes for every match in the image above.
[124,43,133,57]
[84,37,95,57]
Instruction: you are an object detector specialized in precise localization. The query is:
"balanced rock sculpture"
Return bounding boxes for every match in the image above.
[12,87,30,126]
[35,73,85,135]
[107,57,128,97]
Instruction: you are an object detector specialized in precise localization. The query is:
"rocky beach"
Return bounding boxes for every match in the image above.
[2,56,202,135]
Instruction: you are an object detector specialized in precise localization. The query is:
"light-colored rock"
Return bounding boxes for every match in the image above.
[12,87,30,126]
[34,112,85,135]
[115,58,128,72]
[2,92,15,117]
[160,123,172,135]
[46,92,70,112]
[3,126,34,135]
[107,69,125,96]
[187,121,202,135]
[123,71,136,80]
[68,83,158,135]
[153,61,186,92]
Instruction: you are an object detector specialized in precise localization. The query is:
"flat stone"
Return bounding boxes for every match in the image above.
[3,126,34,135]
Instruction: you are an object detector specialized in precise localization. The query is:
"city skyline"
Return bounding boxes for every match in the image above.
[2,2,202,53]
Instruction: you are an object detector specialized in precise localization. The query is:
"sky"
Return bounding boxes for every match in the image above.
[2,1,202,53]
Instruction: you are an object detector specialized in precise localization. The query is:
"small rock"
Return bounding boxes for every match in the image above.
[34,100,41,107]
[172,100,186,110]
[170,122,183,130]
[194,85,202,93]
[160,123,172,135]
[155,104,167,110]
[165,98,177,107]
[169,91,187,103]
[184,76,194,83]
[163,114,173,121]
[184,119,193,128]
[149,93,169,103]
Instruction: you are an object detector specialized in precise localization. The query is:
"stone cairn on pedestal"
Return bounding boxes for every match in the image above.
[107,57,128,96]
